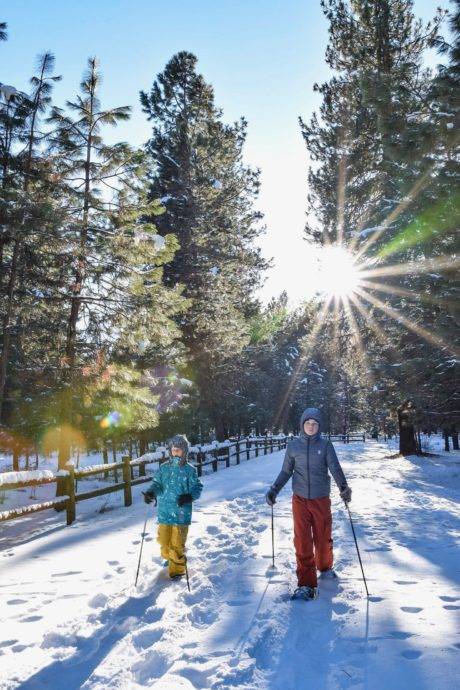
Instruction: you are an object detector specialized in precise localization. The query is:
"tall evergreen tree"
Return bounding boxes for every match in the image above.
[141,52,268,439]
[46,57,185,467]
[299,0,455,446]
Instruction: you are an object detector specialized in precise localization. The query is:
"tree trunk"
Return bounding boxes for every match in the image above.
[443,429,450,452]
[398,403,417,455]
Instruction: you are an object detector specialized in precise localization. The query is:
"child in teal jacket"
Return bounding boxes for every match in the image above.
[144,434,202,579]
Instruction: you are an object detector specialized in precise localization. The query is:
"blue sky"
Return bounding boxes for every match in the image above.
[2,1,447,304]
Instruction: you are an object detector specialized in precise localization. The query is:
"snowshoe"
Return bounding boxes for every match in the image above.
[169,573,185,581]
[291,585,318,600]
[319,568,338,580]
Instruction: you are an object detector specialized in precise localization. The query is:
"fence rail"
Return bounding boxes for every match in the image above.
[0,432,365,527]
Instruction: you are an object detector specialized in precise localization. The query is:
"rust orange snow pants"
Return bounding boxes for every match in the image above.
[292,494,333,588]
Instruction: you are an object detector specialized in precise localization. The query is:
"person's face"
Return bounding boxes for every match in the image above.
[303,419,319,436]
[171,446,184,457]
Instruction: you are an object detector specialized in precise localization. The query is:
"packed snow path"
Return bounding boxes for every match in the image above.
[1,442,459,690]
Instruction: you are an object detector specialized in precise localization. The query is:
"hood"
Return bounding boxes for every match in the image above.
[299,407,322,439]
[167,434,189,464]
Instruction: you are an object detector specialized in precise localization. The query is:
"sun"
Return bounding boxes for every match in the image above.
[316,245,363,299]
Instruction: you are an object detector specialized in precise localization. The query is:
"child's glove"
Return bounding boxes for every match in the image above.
[177,493,192,506]
[340,485,352,503]
[143,490,157,506]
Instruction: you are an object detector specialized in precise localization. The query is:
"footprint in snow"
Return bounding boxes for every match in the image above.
[332,602,350,615]
[206,525,220,535]
[7,599,27,605]
[12,644,31,653]
[369,596,385,602]
[144,607,165,624]
[20,615,42,622]
[401,649,423,659]
[365,546,391,552]
[88,593,108,609]
[401,606,423,614]
[51,571,82,577]
[253,523,267,532]
[189,606,219,627]
[389,631,414,640]
[108,560,119,565]
[132,648,171,685]
[0,639,18,648]
[439,595,458,602]
[443,605,460,610]
[394,580,417,585]
[132,628,164,651]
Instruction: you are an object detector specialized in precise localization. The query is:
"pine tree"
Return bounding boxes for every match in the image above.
[299,1,455,445]
[141,52,267,439]
[0,53,62,421]
[46,57,185,467]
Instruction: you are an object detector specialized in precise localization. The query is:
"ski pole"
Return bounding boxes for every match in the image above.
[271,504,275,569]
[135,499,150,588]
[344,501,370,597]
[184,554,191,592]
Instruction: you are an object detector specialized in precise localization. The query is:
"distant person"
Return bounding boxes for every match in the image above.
[144,435,203,580]
[266,408,351,600]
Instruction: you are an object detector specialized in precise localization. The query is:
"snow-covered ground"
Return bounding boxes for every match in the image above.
[1,441,459,690]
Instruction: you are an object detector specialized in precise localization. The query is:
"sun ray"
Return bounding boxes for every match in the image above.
[355,287,460,357]
[355,168,433,260]
[348,292,389,346]
[354,132,460,260]
[272,295,332,430]
[359,278,458,310]
[337,148,347,246]
[359,254,460,280]
[341,295,375,383]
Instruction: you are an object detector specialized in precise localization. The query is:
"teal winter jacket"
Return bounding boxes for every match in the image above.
[147,457,203,525]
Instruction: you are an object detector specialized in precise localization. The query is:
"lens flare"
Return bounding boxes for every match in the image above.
[41,425,87,456]
[100,411,121,429]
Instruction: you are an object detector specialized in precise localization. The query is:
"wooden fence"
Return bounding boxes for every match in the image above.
[0,432,365,527]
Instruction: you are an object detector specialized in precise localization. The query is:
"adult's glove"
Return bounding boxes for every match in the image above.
[265,487,277,506]
[340,485,352,503]
[177,493,193,506]
[143,491,157,506]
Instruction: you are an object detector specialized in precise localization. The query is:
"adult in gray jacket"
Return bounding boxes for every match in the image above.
[266,407,351,599]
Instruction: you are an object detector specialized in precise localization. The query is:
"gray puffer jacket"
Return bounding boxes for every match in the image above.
[272,408,348,500]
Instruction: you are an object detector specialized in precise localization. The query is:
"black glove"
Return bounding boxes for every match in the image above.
[265,488,277,506]
[177,493,193,506]
[143,491,157,506]
[340,485,352,503]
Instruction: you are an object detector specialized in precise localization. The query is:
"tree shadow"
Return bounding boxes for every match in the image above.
[15,572,167,690]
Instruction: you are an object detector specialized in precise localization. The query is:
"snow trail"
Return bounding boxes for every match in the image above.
[1,441,459,689]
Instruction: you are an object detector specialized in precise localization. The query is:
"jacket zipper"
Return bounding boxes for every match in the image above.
[307,437,310,499]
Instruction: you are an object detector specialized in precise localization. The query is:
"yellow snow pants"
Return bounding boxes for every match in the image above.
[157,524,189,577]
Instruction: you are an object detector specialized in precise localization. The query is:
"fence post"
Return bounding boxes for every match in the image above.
[236,441,240,465]
[212,448,218,472]
[246,440,251,461]
[363,432,366,442]
[225,445,230,468]
[66,465,76,525]
[122,456,132,507]
[197,447,203,477]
